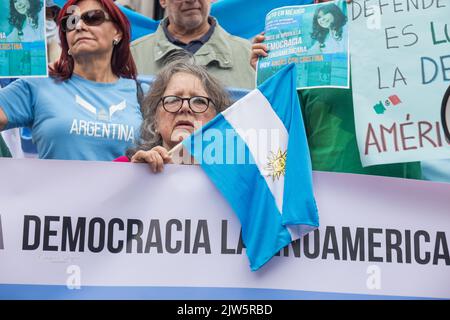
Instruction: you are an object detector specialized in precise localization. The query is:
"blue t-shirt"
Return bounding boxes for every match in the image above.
[0,75,143,161]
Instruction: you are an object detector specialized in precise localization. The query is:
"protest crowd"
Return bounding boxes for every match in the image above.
[0,0,448,183]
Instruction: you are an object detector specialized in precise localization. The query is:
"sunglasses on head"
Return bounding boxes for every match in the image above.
[60,9,111,32]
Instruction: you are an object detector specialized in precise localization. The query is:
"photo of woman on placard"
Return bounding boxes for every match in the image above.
[309,2,347,54]
[0,1,13,40]
[442,85,450,141]
[7,0,44,42]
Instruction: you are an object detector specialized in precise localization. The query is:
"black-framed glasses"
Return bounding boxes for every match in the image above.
[60,9,112,32]
[160,95,215,113]
[442,85,450,141]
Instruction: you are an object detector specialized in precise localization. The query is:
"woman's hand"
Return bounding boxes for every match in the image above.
[250,32,269,70]
[131,146,173,173]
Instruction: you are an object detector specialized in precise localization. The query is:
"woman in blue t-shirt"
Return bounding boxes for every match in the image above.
[0,0,143,161]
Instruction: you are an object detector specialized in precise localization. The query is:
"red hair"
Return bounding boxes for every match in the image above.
[49,0,137,80]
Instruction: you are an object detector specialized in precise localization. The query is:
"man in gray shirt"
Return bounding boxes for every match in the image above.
[130,0,255,89]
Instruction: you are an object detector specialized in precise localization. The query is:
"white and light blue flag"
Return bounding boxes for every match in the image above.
[182,64,319,271]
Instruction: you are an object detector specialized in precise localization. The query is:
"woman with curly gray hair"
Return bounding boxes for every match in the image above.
[116,59,231,172]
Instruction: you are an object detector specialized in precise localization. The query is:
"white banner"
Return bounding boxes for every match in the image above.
[0,159,449,299]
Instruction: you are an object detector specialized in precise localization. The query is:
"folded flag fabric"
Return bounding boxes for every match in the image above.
[182,64,319,271]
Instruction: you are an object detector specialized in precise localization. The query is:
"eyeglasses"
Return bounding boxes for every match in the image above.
[60,9,111,32]
[160,95,214,114]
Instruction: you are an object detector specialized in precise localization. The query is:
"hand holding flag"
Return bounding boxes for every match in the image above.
[183,64,319,271]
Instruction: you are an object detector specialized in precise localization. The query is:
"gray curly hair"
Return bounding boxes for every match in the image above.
[127,58,231,158]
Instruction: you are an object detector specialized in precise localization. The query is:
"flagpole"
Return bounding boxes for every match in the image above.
[168,141,198,165]
[167,142,183,157]
[168,142,193,165]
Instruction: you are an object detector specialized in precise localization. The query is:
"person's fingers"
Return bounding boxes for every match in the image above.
[252,42,268,50]
[252,46,268,57]
[252,32,265,44]
[154,153,165,173]
[251,43,269,70]
[130,150,146,163]
[149,153,159,173]
[131,150,164,173]
[152,146,172,163]
[153,146,172,163]
[130,153,139,163]
[142,151,153,163]
[142,150,163,173]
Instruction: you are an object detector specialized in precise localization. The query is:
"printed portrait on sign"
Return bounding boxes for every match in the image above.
[7,0,45,42]
[0,0,13,40]
[309,2,348,54]
[0,0,47,77]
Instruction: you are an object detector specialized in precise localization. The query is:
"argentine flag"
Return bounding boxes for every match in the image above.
[182,64,319,271]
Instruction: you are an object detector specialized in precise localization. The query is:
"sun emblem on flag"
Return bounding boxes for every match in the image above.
[265,149,287,181]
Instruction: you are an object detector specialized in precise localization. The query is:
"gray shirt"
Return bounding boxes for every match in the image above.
[162,17,216,54]
[130,17,256,90]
